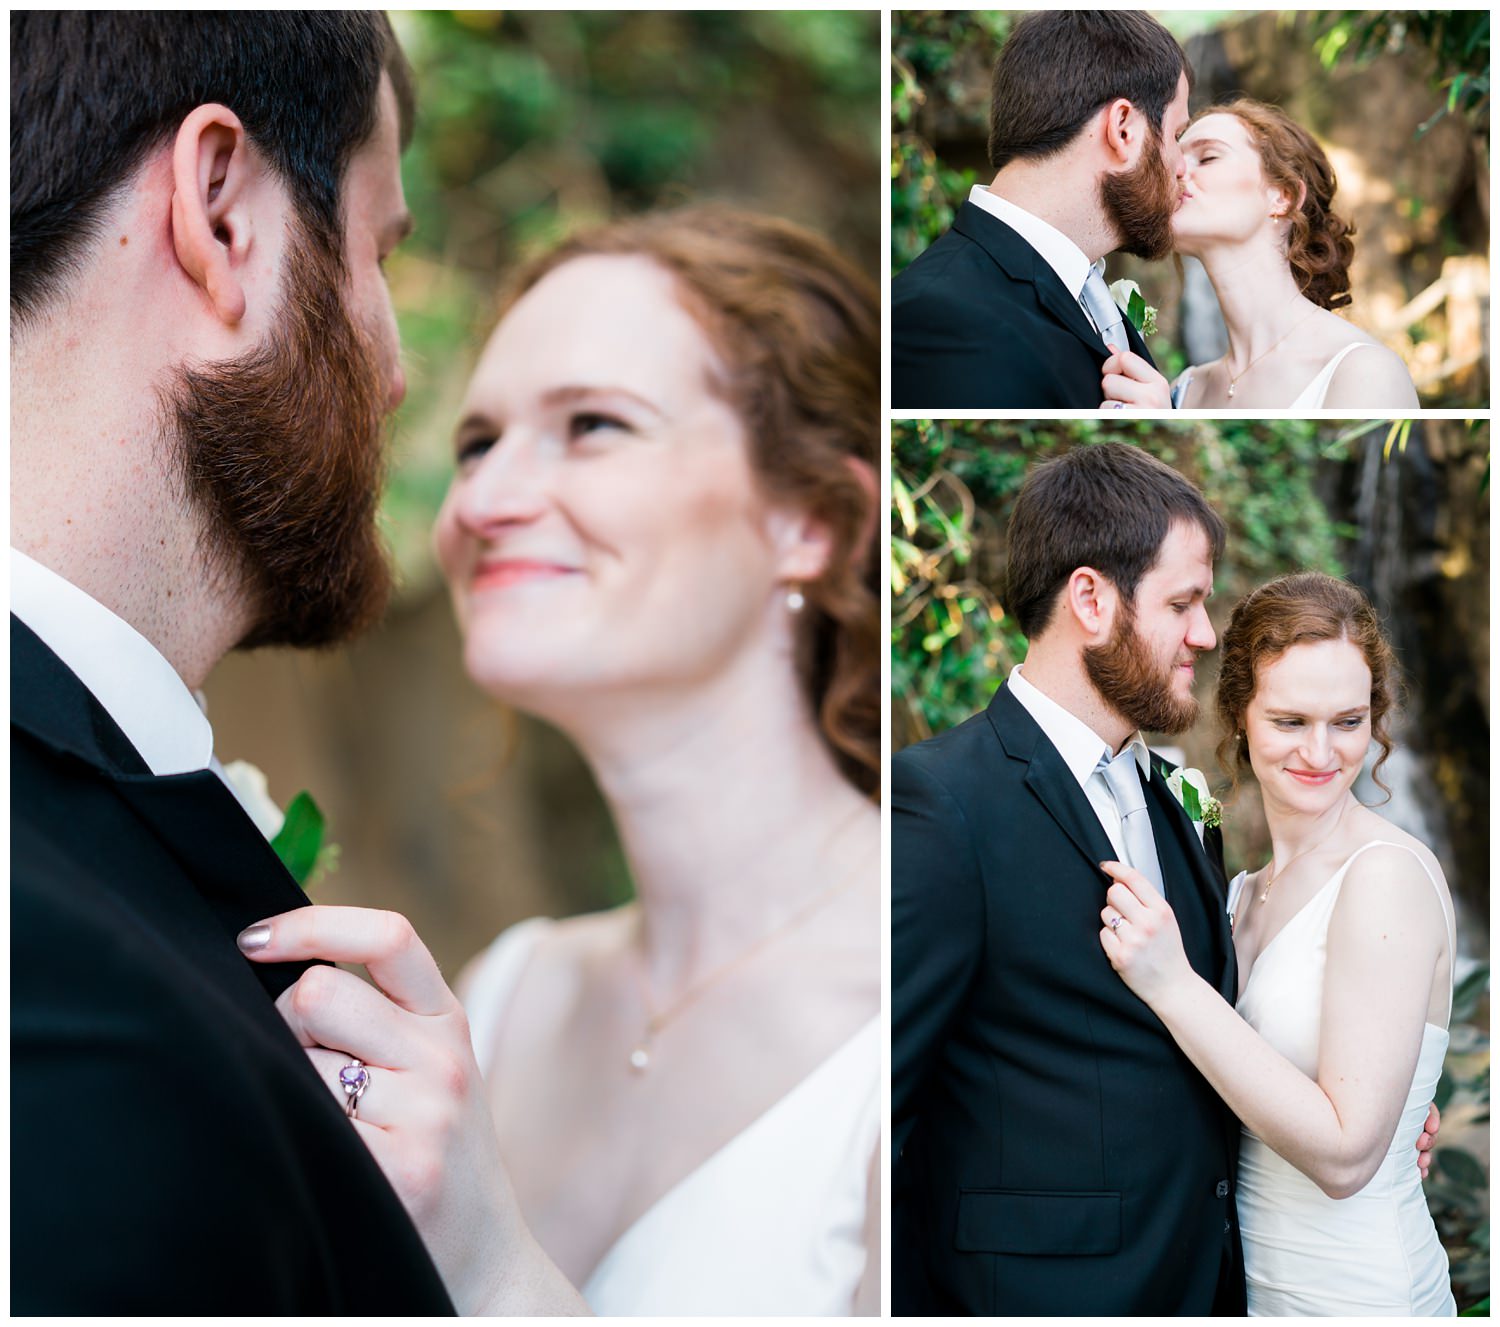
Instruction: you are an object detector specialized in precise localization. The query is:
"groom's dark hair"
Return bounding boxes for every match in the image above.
[10,11,415,328]
[988,12,1191,170]
[1005,443,1224,639]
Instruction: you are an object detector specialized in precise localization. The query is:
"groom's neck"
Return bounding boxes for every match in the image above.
[1015,643,1136,754]
[987,159,1120,266]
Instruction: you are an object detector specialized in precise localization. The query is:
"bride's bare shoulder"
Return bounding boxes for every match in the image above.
[1345,809,1449,896]
[1310,314,1418,408]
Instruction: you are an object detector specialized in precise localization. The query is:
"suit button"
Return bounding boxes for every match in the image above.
[1216,1180,1230,1198]
[1224,1219,1232,1234]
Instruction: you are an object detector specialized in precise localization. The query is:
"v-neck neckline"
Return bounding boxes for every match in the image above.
[581,1016,880,1294]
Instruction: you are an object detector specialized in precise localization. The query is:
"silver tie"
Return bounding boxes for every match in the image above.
[1096,750,1167,901]
[1080,266,1127,353]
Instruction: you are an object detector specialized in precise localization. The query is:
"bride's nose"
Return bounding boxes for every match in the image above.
[1300,726,1332,768]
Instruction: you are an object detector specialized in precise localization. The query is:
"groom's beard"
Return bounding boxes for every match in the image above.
[163,230,394,650]
[1100,126,1179,262]
[1084,604,1199,735]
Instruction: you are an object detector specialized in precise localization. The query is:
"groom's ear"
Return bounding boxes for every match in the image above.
[1064,565,1118,639]
[1100,98,1146,168]
[169,103,287,329]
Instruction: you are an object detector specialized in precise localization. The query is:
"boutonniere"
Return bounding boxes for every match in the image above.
[221,760,338,888]
[1109,278,1158,337]
[1164,764,1223,830]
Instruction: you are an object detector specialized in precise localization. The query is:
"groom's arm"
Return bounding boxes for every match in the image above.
[891,751,985,1160]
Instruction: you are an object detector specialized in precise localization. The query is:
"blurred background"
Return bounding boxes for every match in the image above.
[890,420,1489,1311]
[893,10,1490,405]
[203,11,880,973]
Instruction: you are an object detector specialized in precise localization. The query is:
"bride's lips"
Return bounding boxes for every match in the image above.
[471,559,580,591]
[1286,767,1339,786]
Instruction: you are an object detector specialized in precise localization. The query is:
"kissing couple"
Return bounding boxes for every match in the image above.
[12,12,880,1315]
[893,444,1454,1315]
[892,11,1421,410]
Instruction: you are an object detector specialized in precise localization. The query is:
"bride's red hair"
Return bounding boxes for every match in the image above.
[1200,98,1356,311]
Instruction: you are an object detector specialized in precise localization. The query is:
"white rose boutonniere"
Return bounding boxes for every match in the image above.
[1108,278,1158,337]
[221,760,336,889]
[222,759,287,840]
[1165,764,1222,830]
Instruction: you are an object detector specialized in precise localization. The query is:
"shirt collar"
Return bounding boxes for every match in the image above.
[10,548,214,776]
[967,185,1097,301]
[1007,664,1152,789]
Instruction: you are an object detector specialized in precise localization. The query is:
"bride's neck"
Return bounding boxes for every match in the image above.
[1195,239,1312,363]
[1262,790,1357,872]
[558,649,875,989]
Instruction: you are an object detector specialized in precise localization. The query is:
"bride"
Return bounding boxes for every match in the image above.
[1104,99,1420,410]
[239,205,881,1315]
[1099,572,1455,1315]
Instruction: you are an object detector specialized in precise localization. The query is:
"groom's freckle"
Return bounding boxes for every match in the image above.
[119,235,128,246]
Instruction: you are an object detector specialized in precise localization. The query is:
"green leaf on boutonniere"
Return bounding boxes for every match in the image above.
[1128,289,1158,337]
[270,791,325,887]
[1180,779,1203,822]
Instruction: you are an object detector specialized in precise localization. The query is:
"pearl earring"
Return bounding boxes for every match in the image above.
[786,583,805,613]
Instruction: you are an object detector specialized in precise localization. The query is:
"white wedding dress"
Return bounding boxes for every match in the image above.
[1227,842,1456,1316]
[1172,341,1373,408]
[463,917,880,1316]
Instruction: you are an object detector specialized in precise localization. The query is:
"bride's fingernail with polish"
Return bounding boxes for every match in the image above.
[237,924,271,953]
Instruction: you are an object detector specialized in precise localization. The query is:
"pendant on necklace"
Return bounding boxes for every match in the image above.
[628,1045,651,1073]
[1228,381,1237,398]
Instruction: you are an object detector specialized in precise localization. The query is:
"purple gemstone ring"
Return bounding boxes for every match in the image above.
[339,1059,371,1119]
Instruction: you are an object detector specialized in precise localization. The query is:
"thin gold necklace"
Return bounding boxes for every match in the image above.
[1224,305,1319,398]
[627,848,870,1074]
[1255,802,1350,906]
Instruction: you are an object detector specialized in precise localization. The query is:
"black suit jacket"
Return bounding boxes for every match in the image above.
[892,202,1155,409]
[11,618,455,1314]
[892,684,1245,1316]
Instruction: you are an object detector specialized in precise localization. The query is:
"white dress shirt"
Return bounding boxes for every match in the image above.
[11,547,259,818]
[1007,663,1152,864]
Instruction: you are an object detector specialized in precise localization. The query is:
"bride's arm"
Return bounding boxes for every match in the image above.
[1319,342,1420,408]
[1099,849,1446,1198]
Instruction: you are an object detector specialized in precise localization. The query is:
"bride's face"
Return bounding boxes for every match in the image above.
[1172,113,1287,255]
[1243,636,1374,814]
[434,254,795,709]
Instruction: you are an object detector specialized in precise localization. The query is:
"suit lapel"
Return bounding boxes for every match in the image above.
[109,771,315,1001]
[951,203,1157,369]
[988,686,1115,875]
[13,615,314,1002]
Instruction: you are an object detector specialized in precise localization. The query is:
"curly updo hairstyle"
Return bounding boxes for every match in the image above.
[495,205,880,797]
[1215,572,1400,794]
[1200,98,1356,310]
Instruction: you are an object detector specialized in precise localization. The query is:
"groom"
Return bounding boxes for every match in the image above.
[11,14,573,1314]
[892,12,1191,409]
[892,444,1240,1315]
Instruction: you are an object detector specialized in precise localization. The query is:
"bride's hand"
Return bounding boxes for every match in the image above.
[1097,861,1195,1005]
[237,906,587,1316]
[1100,344,1173,410]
